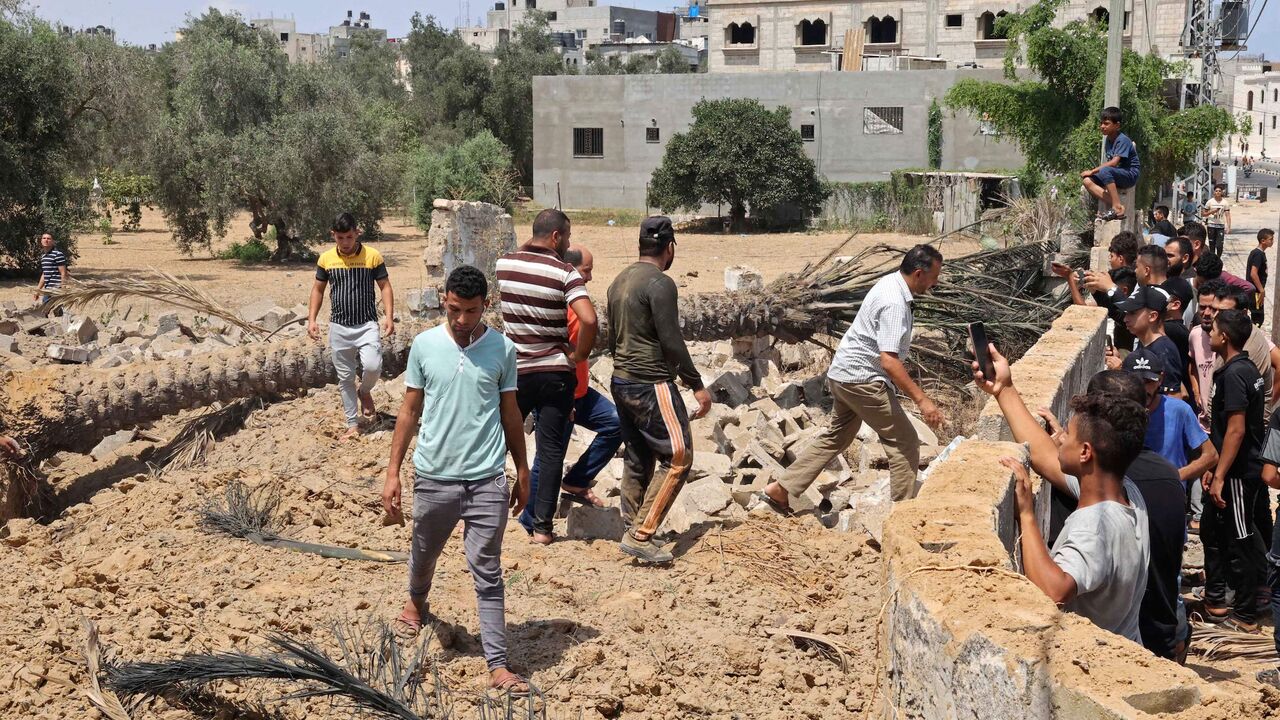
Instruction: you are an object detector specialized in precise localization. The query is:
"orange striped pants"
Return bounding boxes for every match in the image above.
[610,379,694,542]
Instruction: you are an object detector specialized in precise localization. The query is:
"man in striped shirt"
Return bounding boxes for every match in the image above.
[34,233,68,305]
[307,212,396,440]
[496,209,598,545]
[757,245,945,511]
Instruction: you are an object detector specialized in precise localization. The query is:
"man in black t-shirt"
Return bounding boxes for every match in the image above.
[1152,205,1177,238]
[1205,308,1268,631]
[1247,229,1272,325]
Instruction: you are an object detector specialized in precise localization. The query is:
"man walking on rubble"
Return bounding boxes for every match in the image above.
[307,212,395,440]
[607,217,712,564]
[755,245,945,511]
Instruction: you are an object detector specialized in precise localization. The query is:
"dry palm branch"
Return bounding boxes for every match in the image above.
[1190,621,1278,663]
[105,621,545,720]
[200,479,409,563]
[44,269,270,339]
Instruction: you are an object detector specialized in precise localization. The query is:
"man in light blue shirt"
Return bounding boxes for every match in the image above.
[381,265,531,695]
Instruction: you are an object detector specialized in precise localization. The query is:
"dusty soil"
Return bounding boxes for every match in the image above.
[0,384,883,720]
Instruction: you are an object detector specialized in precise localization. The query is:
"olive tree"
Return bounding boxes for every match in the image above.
[647,98,829,231]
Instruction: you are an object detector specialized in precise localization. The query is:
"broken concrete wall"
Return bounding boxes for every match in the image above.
[423,200,516,304]
[879,305,1268,719]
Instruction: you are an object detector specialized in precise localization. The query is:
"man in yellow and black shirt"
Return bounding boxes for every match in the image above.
[307,212,395,439]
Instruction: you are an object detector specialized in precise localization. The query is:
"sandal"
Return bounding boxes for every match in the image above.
[1221,615,1261,633]
[392,611,423,639]
[1098,209,1126,221]
[749,491,794,517]
[490,671,532,697]
[560,486,604,507]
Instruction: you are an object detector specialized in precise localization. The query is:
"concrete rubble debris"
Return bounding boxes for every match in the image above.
[565,505,626,541]
[66,317,98,344]
[723,265,764,292]
[90,429,138,462]
[46,344,95,364]
[0,334,16,354]
[423,200,516,300]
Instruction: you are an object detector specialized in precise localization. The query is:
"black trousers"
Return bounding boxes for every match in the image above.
[611,379,693,541]
[1203,476,1268,624]
[1208,226,1225,257]
[516,371,576,535]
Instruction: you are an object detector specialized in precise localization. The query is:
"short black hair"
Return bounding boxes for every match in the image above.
[1194,252,1223,280]
[1108,231,1141,266]
[900,244,943,275]
[1086,369,1146,406]
[445,264,488,300]
[1259,228,1275,243]
[1100,106,1123,124]
[1068,392,1147,476]
[1214,183,1226,192]
[1155,205,1169,216]
[1197,277,1225,299]
[1213,284,1251,310]
[1136,245,1168,276]
[1111,266,1137,296]
[562,248,583,266]
[1166,236,1191,258]
[1182,222,1207,243]
[532,208,570,239]
[1214,308,1252,350]
[1186,191,1195,198]
[332,212,358,233]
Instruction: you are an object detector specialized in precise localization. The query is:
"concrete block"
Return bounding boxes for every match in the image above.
[156,312,182,335]
[67,317,98,344]
[90,429,137,462]
[46,344,91,363]
[0,334,15,353]
[239,299,277,323]
[692,452,733,481]
[0,319,17,335]
[774,381,804,409]
[21,318,52,336]
[424,200,516,303]
[565,505,625,541]
[724,265,764,292]
[801,373,830,406]
[680,476,734,515]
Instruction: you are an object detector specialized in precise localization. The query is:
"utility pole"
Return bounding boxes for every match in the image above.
[1103,0,1125,108]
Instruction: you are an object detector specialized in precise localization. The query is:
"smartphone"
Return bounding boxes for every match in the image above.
[1105,334,1114,351]
[969,322,995,380]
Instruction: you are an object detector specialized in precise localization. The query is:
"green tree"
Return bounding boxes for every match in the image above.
[408,131,520,226]
[403,14,490,141]
[483,12,570,182]
[648,98,829,231]
[151,10,403,259]
[63,32,166,176]
[945,0,1239,202]
[332,33,407,107]
[0,18,92,272]
[585,45,693,75]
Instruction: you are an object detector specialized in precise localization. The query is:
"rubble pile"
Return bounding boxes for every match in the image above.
[0,300,310,371]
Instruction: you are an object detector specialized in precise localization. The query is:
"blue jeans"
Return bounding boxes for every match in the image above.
[1088,166,1138,189]
[519,388,622,534]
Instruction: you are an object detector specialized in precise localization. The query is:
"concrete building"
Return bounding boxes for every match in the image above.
[249,10,388,63]
[532,69,1021,209]
[1221,56,1280,160]
[591,38,702,71]
[704,0,1188,73]
[461,0,675,54]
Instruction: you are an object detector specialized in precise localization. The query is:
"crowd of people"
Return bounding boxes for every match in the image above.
[1018,215,1280,682]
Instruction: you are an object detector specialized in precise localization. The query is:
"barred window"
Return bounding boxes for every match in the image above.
[646,127,660,143]
[800,124,815,141]
[864,106,904,134]
[573,127,604,157]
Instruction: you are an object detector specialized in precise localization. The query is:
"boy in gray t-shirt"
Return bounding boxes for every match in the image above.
[1052,474,1150,642]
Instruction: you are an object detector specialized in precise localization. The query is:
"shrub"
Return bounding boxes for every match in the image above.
[218,238,273,263]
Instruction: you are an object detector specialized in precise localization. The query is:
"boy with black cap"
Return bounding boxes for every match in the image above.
[1108,286,1184,397]
[1204,308,1268,632]
[606,216,712,564]
[1123,347,1217,491]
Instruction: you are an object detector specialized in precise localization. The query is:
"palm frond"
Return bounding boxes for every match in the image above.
[80,618,132,720]
[45,268,268,339]
[1191,621,1278,663]
[153,399,261,472]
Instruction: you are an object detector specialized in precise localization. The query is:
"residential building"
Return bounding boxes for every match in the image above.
[591,38,702,71]
[460,0,675,54]
[1221,56,1280,160]
[532,69,1021,209]
[249,10,388,64]
[705,0,1188,73]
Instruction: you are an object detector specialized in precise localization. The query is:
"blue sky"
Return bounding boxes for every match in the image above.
[25,0,1280,59]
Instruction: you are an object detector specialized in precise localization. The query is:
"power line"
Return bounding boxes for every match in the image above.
[1229,0,1269,61]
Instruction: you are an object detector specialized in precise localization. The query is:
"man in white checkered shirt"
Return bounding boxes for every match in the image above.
[758,245,945,508]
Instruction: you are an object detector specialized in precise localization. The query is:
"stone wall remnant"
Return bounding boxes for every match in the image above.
[422,200,516,310]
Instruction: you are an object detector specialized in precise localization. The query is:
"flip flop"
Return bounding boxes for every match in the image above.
[749,491,794,517]
[491,672,532,697]
[560,488,604,507]
[1098,210,1126,221]
[1220,616,1261,634]
[392,612,422,639]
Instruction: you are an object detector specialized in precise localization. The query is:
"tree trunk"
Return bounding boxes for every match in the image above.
[729,201,747,233]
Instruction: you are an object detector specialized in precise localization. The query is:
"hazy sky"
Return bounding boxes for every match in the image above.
[25,0,1280,59]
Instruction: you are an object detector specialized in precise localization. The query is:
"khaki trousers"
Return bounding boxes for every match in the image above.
[779,378,920,502]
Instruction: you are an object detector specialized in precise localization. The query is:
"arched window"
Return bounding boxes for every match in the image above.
[1091,7,1109,26]
[798,18,827,46]
[978,11,1008,39]
[1248,90,1254,110]
[727,21,755,45]
[867,15,898,44]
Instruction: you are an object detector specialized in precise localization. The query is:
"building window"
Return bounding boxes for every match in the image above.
[797,19,827,46]
[800,124,815,141]
[573,127,604,157]
[576,29,587,40]
[1274,89,1278,102]
[1273,116,1276,130]
[864,107,904,134]
[977,11,1008,39]
[280,32,289,41]
[945,14,962,28]
[1261,121,1265,135]
[866,16,898,44]
[1248,91,1254,111]
[1091,7,1109,26]
[646,127,660,143]
[528,0,536,8]
[547,11,557,20]
[727,21,756,46]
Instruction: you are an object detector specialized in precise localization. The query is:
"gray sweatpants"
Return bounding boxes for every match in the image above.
[329,321,381,427]
[408,473,510,670]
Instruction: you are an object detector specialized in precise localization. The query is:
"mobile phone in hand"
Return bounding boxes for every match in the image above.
[969,322,995,380]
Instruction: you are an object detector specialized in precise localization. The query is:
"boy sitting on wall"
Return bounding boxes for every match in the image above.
[1081,106,1141,221]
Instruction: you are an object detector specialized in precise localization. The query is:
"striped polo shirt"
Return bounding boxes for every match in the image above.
[315,244,388,328]
[496,245,590,374]
[40,249,67,289]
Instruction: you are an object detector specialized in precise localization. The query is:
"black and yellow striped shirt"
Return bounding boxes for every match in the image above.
[316,244,388,327]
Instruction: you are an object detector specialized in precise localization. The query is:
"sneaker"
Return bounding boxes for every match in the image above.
[1258,667,1280,689]
[619,532,673,564]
